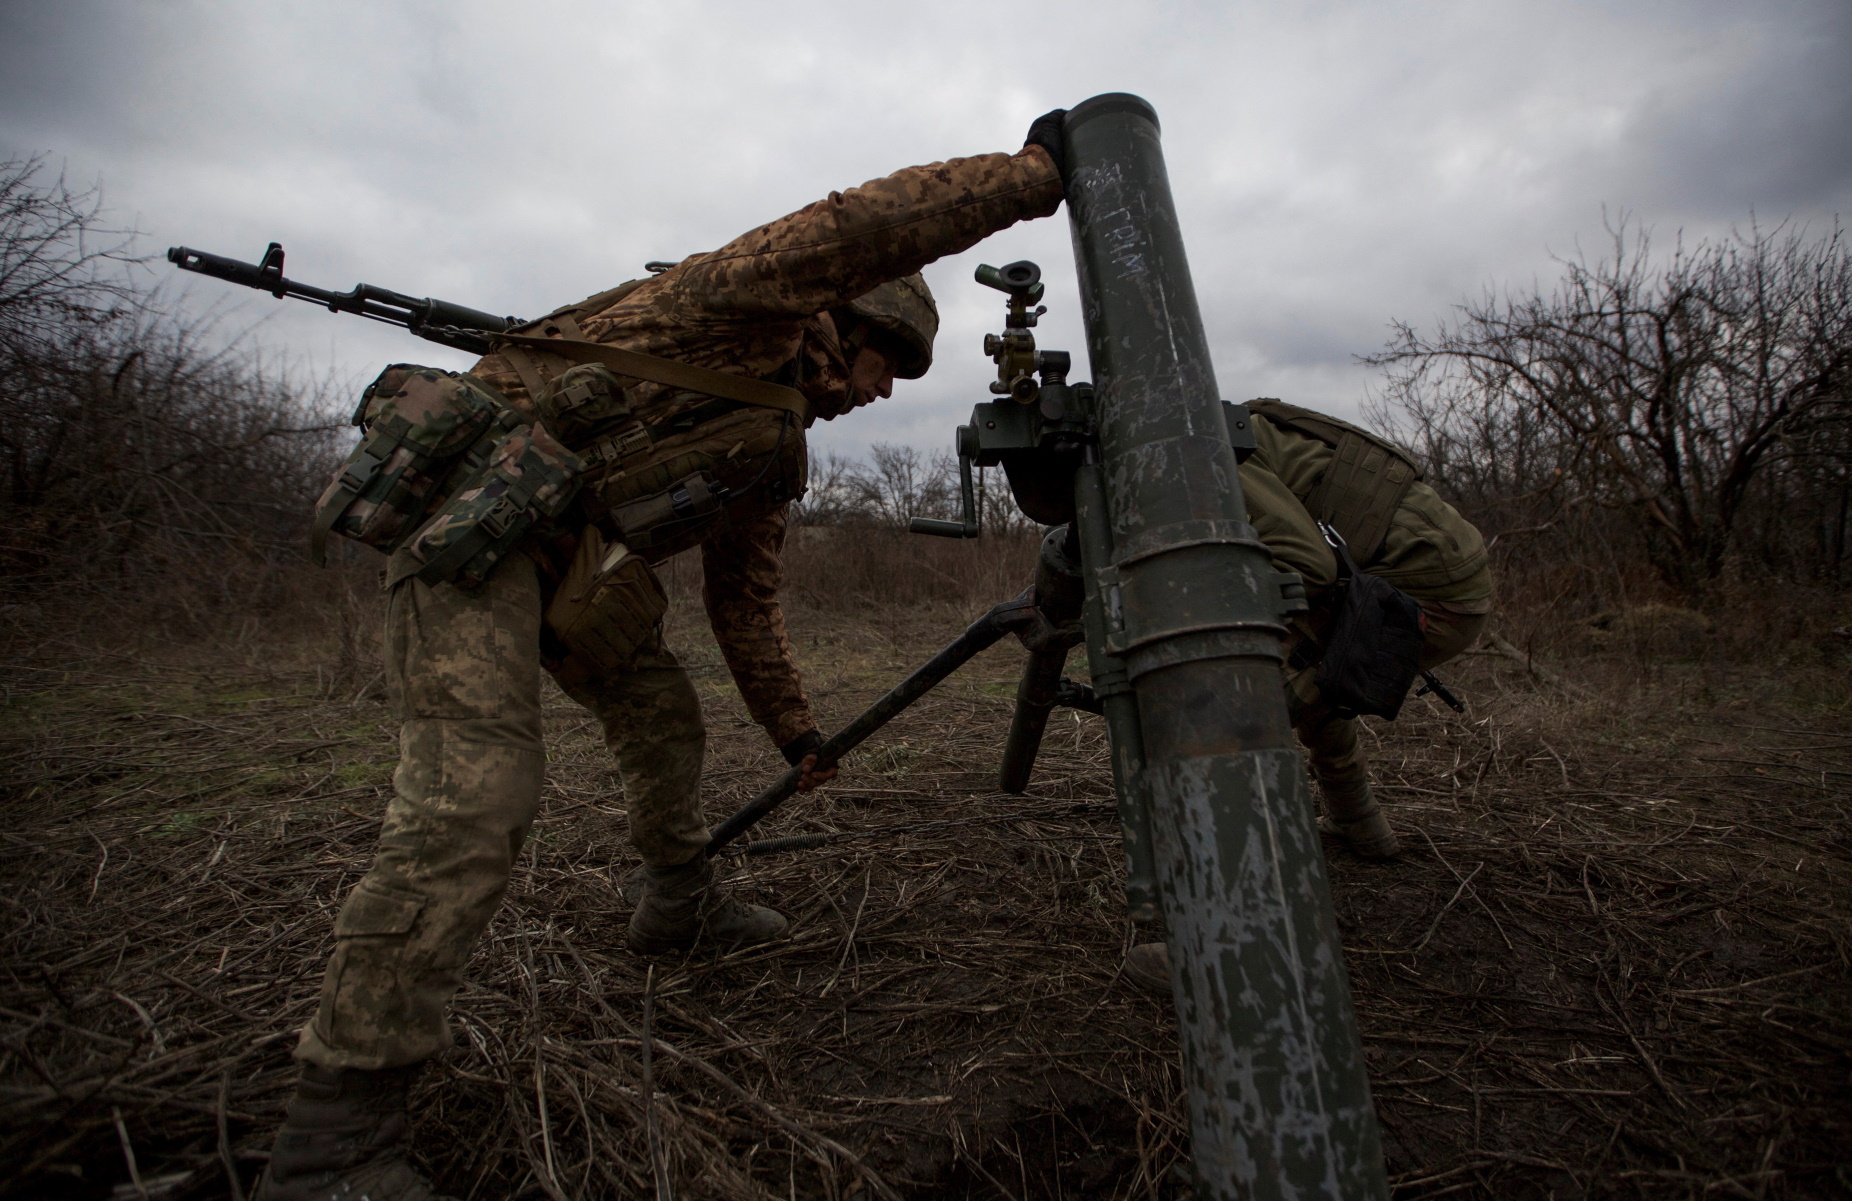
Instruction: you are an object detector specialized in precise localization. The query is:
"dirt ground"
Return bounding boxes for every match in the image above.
[1,576,1848,1199]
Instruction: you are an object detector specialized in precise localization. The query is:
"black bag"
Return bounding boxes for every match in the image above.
[1315,524,1426,720]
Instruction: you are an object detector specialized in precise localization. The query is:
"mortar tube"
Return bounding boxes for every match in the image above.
[1063,92,1387,1199]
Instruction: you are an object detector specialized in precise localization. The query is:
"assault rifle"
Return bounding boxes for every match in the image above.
[166,242,517,355]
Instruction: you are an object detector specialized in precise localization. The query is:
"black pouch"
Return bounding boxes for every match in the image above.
[1314,524,1426,720]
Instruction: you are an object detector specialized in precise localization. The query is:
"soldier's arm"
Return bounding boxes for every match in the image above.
[700,507,815,748]
[1240,460,1339,593]
[669,146,1064,320]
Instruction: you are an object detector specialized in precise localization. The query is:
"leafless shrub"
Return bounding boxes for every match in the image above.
[793,444,1041,540]
[0,156,346,631]
[1368,214,1852,597]
[0,155,142,347]
[781,443,1044,612]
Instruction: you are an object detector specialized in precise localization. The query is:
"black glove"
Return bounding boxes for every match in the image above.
[1023,108,1068,178]
[779,729,824,767]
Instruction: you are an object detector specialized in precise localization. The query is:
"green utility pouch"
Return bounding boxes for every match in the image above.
[607,471,727,549]
[310,365,523,565]
[399,423,584,591]
[535,363,647,450]
[575,408,804,559]
[497,314,810,561]
[1248,399,1423,564]
[544,525,668,676]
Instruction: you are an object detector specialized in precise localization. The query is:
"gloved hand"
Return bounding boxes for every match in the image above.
[1023,108,1068,177]
[779,729,837,793]
[779,729,823,766]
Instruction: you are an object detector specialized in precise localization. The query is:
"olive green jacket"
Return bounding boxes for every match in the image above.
[1240,406,1492,609]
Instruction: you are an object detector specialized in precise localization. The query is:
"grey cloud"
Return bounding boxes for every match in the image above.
[3,0,1846,455]
[1617,3,1852,217]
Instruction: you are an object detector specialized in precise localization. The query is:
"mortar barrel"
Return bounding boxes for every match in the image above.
[1063,91,1388,1200]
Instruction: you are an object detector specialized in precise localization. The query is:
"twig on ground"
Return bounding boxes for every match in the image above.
[641,963,670,1201]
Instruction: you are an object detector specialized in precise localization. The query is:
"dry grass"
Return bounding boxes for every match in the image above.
[1,549,1848,1199]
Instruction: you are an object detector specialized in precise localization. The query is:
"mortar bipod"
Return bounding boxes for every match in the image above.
[997,525,1086,793]
[702,589,1080,856]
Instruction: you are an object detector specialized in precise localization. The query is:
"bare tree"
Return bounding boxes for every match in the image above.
[0,156,142,348]
[1369,215,1852,591]
[856,443,956,530]
[791,446,1052,539]
[788,450,861,528]
[0,155,345,611]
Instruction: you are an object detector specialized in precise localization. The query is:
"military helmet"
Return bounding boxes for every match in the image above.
[840,273,939,379]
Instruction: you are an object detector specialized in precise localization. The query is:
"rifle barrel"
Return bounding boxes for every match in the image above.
[166,245,517,356]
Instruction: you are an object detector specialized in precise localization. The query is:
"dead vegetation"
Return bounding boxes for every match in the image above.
[1,550,1848,1200]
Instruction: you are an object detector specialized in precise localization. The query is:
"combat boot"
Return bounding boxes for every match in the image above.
[1122,942,1172,997]
[627,856,788,954]
[1318,787,1401,860]
[254,1062,454,1201]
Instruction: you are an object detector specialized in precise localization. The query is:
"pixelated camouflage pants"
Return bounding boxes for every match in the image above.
[298,552,708,1070]
[1288,599,1487,819]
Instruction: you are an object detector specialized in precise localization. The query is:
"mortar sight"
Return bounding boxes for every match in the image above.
[974,260,1044,304]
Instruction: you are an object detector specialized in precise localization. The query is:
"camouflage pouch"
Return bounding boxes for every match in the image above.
[534,363,644,448]
[310,364,524,564]
[400,422,584,591]
[544,525,668,676]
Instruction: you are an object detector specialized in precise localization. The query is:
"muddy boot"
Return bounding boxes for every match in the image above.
[254,1062,453,1201]
[627,856,788,954]
[1319,788,1401,860]
[1122,942,1172,997]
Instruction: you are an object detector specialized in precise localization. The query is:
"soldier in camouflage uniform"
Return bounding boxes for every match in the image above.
[257,113,1072,1201]
[1124,400,1492,995]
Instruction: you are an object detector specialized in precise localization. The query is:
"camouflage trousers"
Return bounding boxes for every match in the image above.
[297,552,709,1071]
[1287,598,1488,820]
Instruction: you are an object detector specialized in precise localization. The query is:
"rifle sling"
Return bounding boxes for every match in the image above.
[495,331,810,423]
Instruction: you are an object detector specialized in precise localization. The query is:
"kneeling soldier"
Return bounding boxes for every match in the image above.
[1125,399,1492,995]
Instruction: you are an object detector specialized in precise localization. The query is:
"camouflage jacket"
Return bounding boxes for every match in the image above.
[1241,408,1493,610]
[473,147,1063,745]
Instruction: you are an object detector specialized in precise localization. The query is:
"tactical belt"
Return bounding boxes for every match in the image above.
[1248,398,1422,565]
[572,394,746,469]
[494,313,810,424]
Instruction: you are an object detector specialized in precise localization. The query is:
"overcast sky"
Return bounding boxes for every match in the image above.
[3,0,1848,460]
